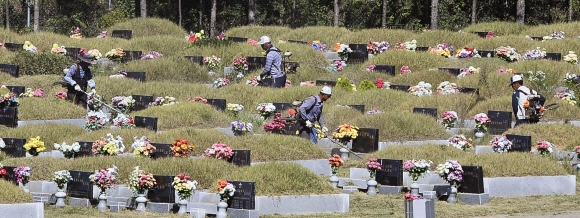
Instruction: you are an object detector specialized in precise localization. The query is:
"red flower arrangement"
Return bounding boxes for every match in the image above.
[263,113,286,133]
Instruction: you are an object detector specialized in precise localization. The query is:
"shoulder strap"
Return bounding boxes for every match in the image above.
[516,89,529,95]
[305,96,318,112]
[74,64,80,75]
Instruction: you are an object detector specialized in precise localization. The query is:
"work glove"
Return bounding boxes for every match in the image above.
[305,120,313,128]
[74,85,81,91]
[321,126,328,133]
[256,75,262,81]
[90,88,96,94]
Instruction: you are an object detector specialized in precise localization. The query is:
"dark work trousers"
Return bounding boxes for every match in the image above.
[272,74,287,88]
[514,119,539,127]
[66,87,88,109]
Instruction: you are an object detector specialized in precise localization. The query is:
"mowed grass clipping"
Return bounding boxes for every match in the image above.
[0,180,33,204]
[0,157,338,195]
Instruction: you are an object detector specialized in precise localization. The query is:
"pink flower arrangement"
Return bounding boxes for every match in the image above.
[335,61,344,71]
[400,66,411,74]
[55,91,67,100]
[89,166,118,193]
[473,113,490,132]
[285,80,291,88]
[365,158,382,178]
[574,145,580,154]
[97,31,107,38]
[246,76,260,86]
[405,193,421,200]
[202,141,234,159]
[365,64,376,72]
[247,39,258,46]
[188,96,208,105]
[263,113,287,132]
[231,56,249,72]
[441,111,458,128]
[486,31,497,38]
[367,109,382,115]
[140,51,163,60]
[535,140,554,156]
[219,31,226,40]
[33,88,44,97]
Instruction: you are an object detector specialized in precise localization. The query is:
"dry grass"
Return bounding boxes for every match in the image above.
[0,124,86,149]
[505,124,580,150]
[520,22,580,38]
[350,112,452,142]
[280,26,352,44]
[0,180,33,204]
[132,102,232,130]
[413,30,482,48]
[364,50,446,72]
[106,18,188,38]
[461,21,530,36]
[226,26,294,41]
[345,29,416,44]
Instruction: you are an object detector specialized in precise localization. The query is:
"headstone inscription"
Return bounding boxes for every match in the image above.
[0,107,18,128]
[131,95,153,112]
[5,86,25,96]
[228,181,256,210]
[150,143,173,159]
[206,99,227,111]
[4,43,24,52]
[147,175,175,203]
[545,53,562,61]
[111,30,133,40]
[457,166,484,193]
[505,134,532,153]
[67,171,93,199]
[315,80,337,87]
[1,138,26,157]
[351,128,379,153]
[124,72,146,82]
[74,141,94,158]
[272,102,293,113]
[375,159,403,186]
[0,64,19,77]
[227,37,248,43]
[478,50,494,58]
[347,44,368,64]
[65,47,81,59]
[134,116,158,132]
[228,150,251,167]
[184,56,204,65]
[374,65,396,76]
[487,111,512,134]
[412,108,437,118]
[389,85,411,92]
[246,57,266,71]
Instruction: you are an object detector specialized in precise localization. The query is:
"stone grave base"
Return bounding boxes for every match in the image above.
[342,186,358,194]
[484,175,576,197]
[69,197,91,207]
[378,186,403,195]
[0,203,44,218]
[458,193,490,205]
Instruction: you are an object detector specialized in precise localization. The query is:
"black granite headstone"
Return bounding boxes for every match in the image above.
[287,40,308,44]
[206,99,227,111]
[227,37,248,43]
[413,108,437,118]
[347,105,365,114]
[111,30,133,40]
[459,87,480,95]
[122,50,143,62]
[134,116,158,132]
[389,85,411,92]
[147,175,175,203]
[65,47,81,59]
[246,57,266,71]
[457,166,484,194]
[351,128,379,153]
[438,68,461,77]
[0,64,20,77]
[530,36,543,41]
[282,61,300,74]
[315,80,337,87]
[5,86,25,96]
[74,141,94,158]
[150,143,172,159]
[124,72,146,82]
[375,159,403,186]
[281,119,301,136]
[228,181,256,210]
[4,43,24,52]
[67,171,93,199]
[347,44,368,64]
[0,107,18,128]
[505,134,532,153]
[272,103,293,113]
[472,32,488,38]
[1,138,26,157]
[415,46,429,52]
[478,50,494,58]
[184,56,204,65]
[131,95,153,112]
[1,166,17,185]
[545,53,562,61]
[228,150,251,167]
[374,65,395,76]
[487,110,512,134]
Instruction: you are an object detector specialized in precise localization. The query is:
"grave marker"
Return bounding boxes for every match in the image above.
[150,143,173,159]
[227,37,248,43]
[122,50,143,62]
[283,61,299,74]
[545,53,562,61]
[459,87,479,95]
[1,166,17,185]
[487,111,512,134]
[65,47,81,59]
[457,166,484,194]
[272,102,293,113]
[206,98,226,111]
[131,95,153,112]
[389,85,411,92]
[351,128,379,153]
[0,64,20,77]
[0,107,18,128]
[374,65,396,76]
[375,159,403,186]
[347,44,368,64]
[505,134,532,153]
[438,68,461,77]
[415,46,429,52]
[74,141,94,158]
[246,57,266,71]
[124,72,146,82]
[472,32,488,38]
[413,108,437,118]
[6,86,25,96]
[478,50,494,58]
[147,175,175,203]
[4,43,24,52]
[315,80,337,87]
[111,30,133,40]
[229,181,256,210]
[281,119,301,136]
[67,171,93,199]
[184,56,204,65]
[228,150,251,167]
[347,105,365,113]
[134,116,158,132]
[1,138,26,157]
[530,36,543,41]
[287,40,308,44]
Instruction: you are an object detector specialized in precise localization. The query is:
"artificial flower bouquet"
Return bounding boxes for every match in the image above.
[400,66,411,74]
[89,165,118,193]
[246,76,260,86]
[70,27,83,39]
[131,136,156,157]
[231,56,249,73]
[564,51,578,64]
[367,109,383,115]
[523,47,547,60]
[375,78,390,89]
[54,91,67,100]
[404,39,417,51]
[187,30,206,42]
[203,55,221,71]
[256,103,276,119]
[309,40,327,52]
[96,31,107,38]
[231,120,253,136]
[173,173,198,200]
[490,135,512,153]
[473,113,490,132]
[435,160,464,187]
[92,133,125,156]
[405,192,422,201]
[535,140,555,157]
[455,46,481,58]
[53,142,80,159]
[436,81,459,95]
[328,154,344,175]
[263,113,287,133]
[457,66,480,79]
[88,49,102,60]
[365,64,376,72]
[148,96,177,107]
[213,77,230,88]
[447,134,473,151]
[574,146,580,156]
[332,124,360,145]
[441,111,458,128]
[367,39,391,54]
[112,114,135,129]
[23,41,38,53]
[365,158,382,178]
[87,92,104,111]
[128,166,156,195]
[52,170,72,189]
[0,164,5,177]
[14,166,31,185]
[202,141,234,159]
[496,68,515,74]
[429,42,454,58]
[215,180,236,201]
[140,51,163,60]
[111,95,135,113]
[495,46,520,62]
[23,136,46,156]
[20,88,43,98]
[51,44,67,55]
[85,110,109,131]
[219,31,226,40]
[226,103,244,116]
[104,48,125,61]
[403,159,433,181]
[486,31,497,38]
[171,138,195,158]
[0,86,19,107]
[563,72,580,86]
[189,96,208,105]
[408,81,432,96]
[337,44,353,60]
[554,90,577,105]
[247,39,258,46]
[314,123,326,139]
[527,71,546,85]
[548,31,565,40]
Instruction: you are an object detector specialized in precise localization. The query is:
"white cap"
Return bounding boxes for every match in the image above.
[321,86,332,95]
[257,36,271,45]
[509,74,523,86]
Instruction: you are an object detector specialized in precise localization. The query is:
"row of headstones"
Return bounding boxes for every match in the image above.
[471,31,553,41]
[313,79,479,95]
[412,108,516,133]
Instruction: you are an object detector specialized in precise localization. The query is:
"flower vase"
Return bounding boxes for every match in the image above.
[97,193,108,212]
[208,70,216,75]
[135,193,147,212]
[19,182,29,193]
[329,174,339,188]
[55,188,67,207]
[177,199,188,215]
[475,131,485,138]
[367,178,377,196]
[216,200,228,218]
[410,181,420,196]
[447,186,458,203]
[339,148,349,162]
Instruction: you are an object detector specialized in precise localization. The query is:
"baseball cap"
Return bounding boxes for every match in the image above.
[321,86,332,95]
[257,36,271,45]
[509,74,523,86]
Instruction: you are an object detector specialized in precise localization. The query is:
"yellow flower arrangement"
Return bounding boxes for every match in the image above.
[23,136,46,156]
[436,48,451,58]
[102,142,118,155]
[332,124,360,144]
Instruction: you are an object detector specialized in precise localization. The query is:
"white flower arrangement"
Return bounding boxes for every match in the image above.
[337,44,353,60]
[227,103,244,112]
[85,110,110,131]
[436,81,459,94]
[54,142,81,158]
[408,81,432,96]
[404,39,417,51]
[0,138,5,148]
[105,133,126,154]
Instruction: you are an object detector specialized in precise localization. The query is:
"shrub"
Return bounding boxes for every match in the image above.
[10,52,73,76]
[335,76,353,91]
[0,180,33,204]
[99,9,130,29]
[358,80,376,91]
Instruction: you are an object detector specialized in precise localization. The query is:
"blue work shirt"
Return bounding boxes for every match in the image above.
[260,46,284,79]
[299,95,326,127]
[64,64,96,89]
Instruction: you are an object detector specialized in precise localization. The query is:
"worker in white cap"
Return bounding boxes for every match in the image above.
[296,86,332,144]
[256,35,286,88]
[510,74,545,127]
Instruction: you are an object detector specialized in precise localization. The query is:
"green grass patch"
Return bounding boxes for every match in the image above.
[280,26,352,45]
[520,22,580,38]
[0,179,33,204]
[365,50,446,72]
[222,134,328,162]
[350,112,452,142]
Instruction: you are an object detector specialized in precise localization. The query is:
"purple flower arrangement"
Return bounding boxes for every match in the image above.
[523,47,546,60]
[435,160,463,187]
[14,166,32,185]
[230,120,253,136]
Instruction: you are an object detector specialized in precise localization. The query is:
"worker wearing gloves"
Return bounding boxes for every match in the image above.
[63,48,96,109]
[256,35,286,88]
[297,86,332,144]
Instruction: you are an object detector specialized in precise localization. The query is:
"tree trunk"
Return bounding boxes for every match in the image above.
[471,0,477,24]
[333,0,339,27]
[140,0,146,18]
[5,0,9,30]
[381,0,387,28]
[569,0,573,22]
[178,0,182,27]
[431,0,438,30]
[33,0,39,32]
[292,0,295,28]
[248,0,255,26]
[516,0,524,24]
[210,0,216,37]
